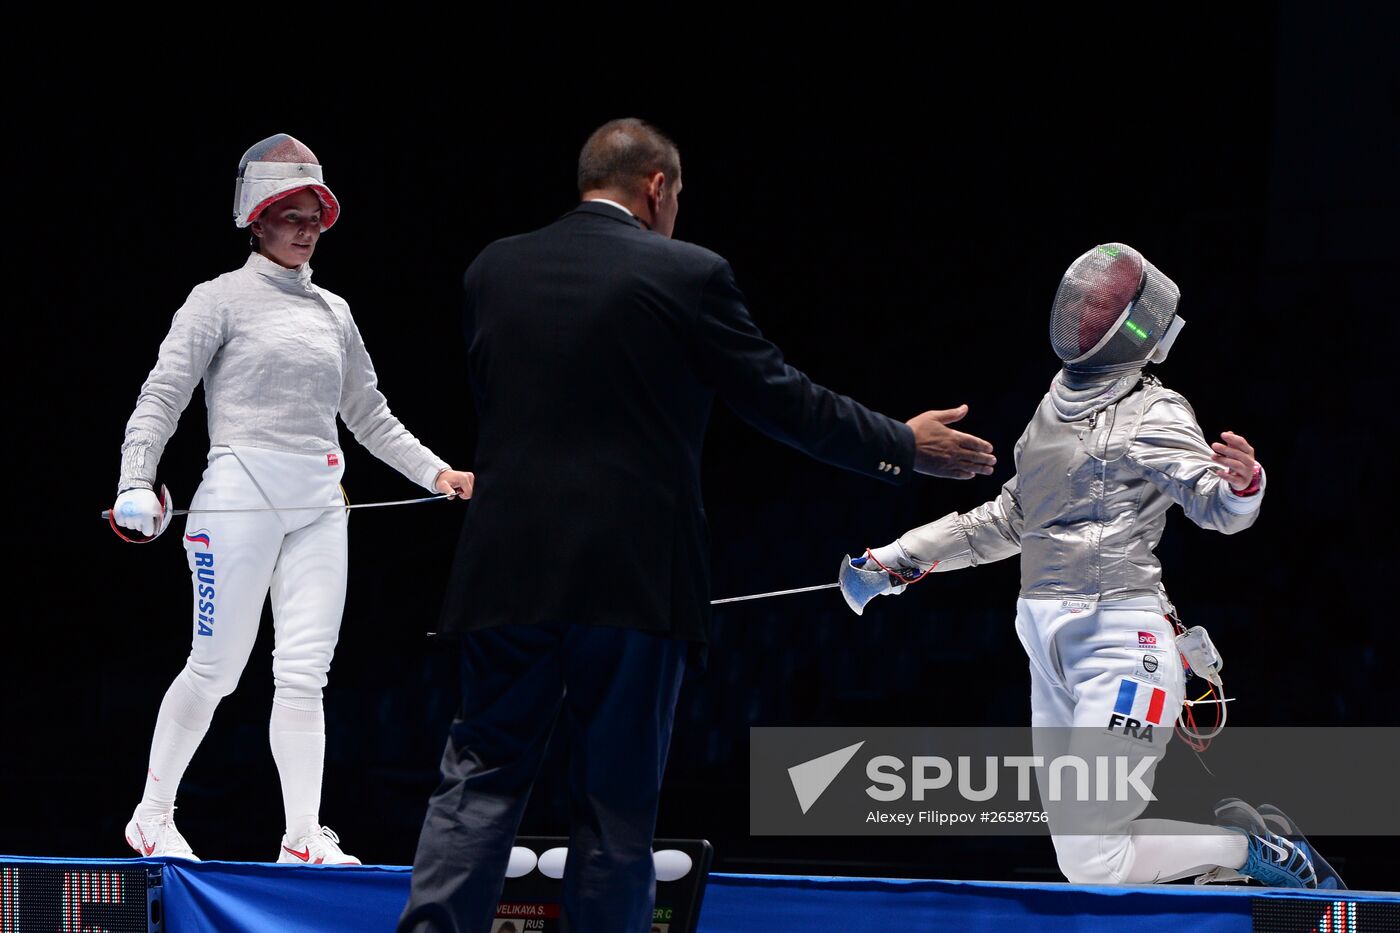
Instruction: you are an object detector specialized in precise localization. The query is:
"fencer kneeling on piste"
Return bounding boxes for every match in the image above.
[839,243,1343,889]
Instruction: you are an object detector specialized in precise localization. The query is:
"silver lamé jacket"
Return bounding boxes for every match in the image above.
[900,374,1264,601]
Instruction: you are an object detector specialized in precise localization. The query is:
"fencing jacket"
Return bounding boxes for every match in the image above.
[119,252,446,492]
[898,374,1265,602]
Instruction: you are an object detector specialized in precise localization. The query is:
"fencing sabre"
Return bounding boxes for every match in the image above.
[102,484,454,544]
[713,550,933,608]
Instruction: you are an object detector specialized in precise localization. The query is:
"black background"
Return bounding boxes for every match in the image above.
[6,6,1397,892]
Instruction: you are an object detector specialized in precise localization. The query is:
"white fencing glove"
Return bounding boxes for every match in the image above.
[113,488,164,537]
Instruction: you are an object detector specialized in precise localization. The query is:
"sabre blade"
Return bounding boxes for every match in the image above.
[101,493,451,520]
[710,582,840,605]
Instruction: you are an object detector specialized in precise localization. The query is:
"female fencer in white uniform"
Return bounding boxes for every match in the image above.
[110,134,474,864]
[842,244,1334,888]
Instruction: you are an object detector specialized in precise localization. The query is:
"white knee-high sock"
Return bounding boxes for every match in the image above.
[269,696,325,841]
[138,668,219,821]
[1124,819,1249,883]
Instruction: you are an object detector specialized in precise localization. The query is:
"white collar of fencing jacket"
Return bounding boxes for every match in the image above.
[244,250,315,290]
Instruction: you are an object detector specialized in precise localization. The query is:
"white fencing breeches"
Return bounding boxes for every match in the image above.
[1015,596,1246,884]
[138,446,347,830]
[179,446,348,701]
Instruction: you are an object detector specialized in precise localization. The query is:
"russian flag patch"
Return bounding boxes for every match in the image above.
[1113,678,1168,725]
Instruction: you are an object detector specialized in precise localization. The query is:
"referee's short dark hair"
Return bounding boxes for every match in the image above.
[577,118,681,195]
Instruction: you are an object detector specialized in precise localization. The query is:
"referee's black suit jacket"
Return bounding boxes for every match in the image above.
[440,200,915,645]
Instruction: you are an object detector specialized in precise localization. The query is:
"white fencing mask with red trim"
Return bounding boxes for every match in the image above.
[233,134,340,231]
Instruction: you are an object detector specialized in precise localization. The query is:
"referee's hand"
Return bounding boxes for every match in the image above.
[907,406,996,480]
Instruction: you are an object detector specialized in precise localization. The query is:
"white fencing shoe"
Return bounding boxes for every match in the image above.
[277,825,361,865]
[125,809,199,861]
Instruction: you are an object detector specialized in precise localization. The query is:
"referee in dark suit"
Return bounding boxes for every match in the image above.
[399,118,996,933]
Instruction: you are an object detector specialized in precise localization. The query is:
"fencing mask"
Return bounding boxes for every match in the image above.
[233,134,340,231]
[1050,243,1183,372]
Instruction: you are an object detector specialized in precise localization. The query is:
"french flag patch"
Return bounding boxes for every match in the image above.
[327,453,339,467]
[1114,678,1167,725]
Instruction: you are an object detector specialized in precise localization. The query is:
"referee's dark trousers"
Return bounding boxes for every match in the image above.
[398,620,688,933]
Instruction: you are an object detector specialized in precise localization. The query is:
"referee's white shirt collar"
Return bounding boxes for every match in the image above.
[585,198,637,219]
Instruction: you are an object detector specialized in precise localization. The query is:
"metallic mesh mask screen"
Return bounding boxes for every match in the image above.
[1050,243,1180,371]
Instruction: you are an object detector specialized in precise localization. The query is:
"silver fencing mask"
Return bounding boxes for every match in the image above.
[1050,243,1183,372]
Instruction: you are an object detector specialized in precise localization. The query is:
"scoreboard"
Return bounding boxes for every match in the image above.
[1,864,161,932]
